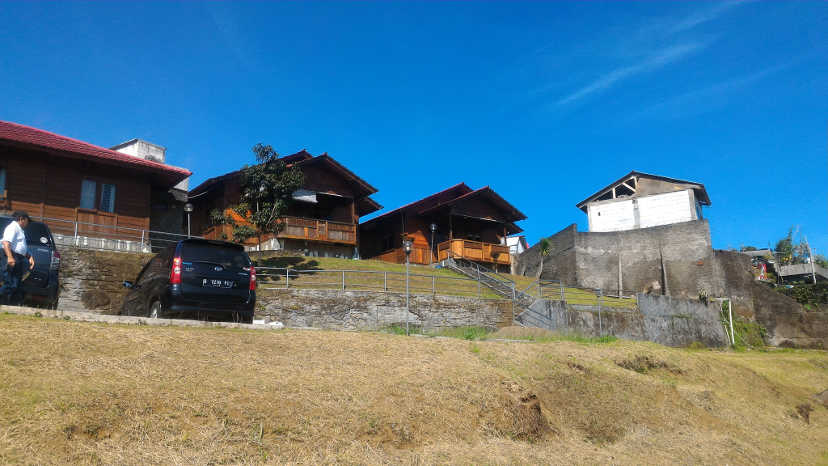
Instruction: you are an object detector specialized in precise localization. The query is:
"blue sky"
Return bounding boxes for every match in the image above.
[1,1,826,253]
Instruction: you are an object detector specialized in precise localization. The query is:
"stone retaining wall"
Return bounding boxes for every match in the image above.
[521,294,728,347]
[256,289,514,331]
[58,246,152,314]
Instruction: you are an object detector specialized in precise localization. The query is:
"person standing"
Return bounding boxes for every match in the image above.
[1,211,35,306]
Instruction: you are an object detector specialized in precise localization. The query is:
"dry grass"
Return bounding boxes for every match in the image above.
[1,314,827,464]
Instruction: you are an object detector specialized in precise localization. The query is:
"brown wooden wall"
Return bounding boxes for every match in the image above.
[0,145,154,239]
[189,161,364,242]
[359,210,509,265]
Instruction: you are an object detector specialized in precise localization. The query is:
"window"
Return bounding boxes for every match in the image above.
[0,167,6,195]
[80,180,96,209]
[100,183,116,213]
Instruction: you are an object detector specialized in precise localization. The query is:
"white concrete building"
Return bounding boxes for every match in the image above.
[506,235,529,255]
[111,138,189,191]
[576,171,711,233]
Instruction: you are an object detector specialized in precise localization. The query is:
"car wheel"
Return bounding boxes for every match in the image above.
[48,298,59,310]
[148,299,164,319]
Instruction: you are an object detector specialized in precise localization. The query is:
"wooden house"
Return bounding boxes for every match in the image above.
[188,150,381,257]
[359,183,526,268]
[0,121,191,244]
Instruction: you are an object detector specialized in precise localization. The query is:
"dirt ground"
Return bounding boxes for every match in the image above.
[0,314,827,465]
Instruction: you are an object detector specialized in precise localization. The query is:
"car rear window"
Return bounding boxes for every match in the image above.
[24,222,53,247]
[180,242,251,268]
[0,218,53,247]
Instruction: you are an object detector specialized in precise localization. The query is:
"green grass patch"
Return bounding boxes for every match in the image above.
[429,326,493,341]
[251,255,503,299]
[489,327,618,344]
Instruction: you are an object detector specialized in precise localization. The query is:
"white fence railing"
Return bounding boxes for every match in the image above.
[33,215,200,253]
[255,267,509,299]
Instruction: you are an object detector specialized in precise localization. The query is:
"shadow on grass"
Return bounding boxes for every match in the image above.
[252,257,322,282]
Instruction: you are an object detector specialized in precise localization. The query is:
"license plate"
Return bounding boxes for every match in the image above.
[202,279,234,288]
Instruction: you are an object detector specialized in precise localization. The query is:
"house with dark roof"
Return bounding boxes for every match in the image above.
[0,121,191,249]
[359,183,526,268]
[575,171,711,232]
[188,150,381,257]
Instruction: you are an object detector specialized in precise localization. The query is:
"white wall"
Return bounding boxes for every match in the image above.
[588,198,636,232]
[638,190,694,228]
[587,189,696,232]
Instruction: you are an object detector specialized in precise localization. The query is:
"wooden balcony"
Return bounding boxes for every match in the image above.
[375,243,433,265]
[437,239,511,265]
[276,216,357,245]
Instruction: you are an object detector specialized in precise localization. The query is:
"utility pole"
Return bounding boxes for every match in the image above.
[805,235,817,284]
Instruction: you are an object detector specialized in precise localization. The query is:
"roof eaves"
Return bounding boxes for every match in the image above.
[360,182,472,226]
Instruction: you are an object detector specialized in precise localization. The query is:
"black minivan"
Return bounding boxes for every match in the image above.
[0,216,61,309]
[121,239,256,323]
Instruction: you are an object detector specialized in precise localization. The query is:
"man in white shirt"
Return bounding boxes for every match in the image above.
[1,211,35,306]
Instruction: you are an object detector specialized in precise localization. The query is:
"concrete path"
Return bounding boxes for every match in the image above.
[0,305,292,331]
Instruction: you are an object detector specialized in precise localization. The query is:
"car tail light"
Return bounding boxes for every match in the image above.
[50,250,61,271]
[170,257,182,284]
[249,265,256,291]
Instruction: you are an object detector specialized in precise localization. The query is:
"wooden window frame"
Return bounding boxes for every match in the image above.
[78,177,119,216]
[0,163,8,209]
[0,165,6,199]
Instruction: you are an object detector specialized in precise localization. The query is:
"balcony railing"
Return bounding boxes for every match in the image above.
[437,239,511,265]
[276,216,357,245]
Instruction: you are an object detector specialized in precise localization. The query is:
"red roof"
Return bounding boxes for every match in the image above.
[0,120,191,187]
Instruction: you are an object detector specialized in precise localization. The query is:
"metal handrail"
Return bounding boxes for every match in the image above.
[33,215,202,252]
[254,266,513,300]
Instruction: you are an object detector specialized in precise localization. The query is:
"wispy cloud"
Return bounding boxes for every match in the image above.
[552,1,750,107]
[630,59,799,121]
[669,0,751,34]
[557,41,707,105]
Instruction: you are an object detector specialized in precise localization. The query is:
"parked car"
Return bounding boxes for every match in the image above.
[0,216,61,309]
[121,239,256,323]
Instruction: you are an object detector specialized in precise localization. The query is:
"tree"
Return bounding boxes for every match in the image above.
[537,238,551,280]
[774,226,818,266]
[816,255,828,269]
[775,228,795,265]
[211,144,304,244]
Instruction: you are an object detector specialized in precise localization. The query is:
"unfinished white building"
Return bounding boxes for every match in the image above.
[576,171,711,232]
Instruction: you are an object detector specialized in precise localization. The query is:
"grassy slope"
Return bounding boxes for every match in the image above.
[1,314,826,465]
[252,255,636,307]
[252,255,504,298]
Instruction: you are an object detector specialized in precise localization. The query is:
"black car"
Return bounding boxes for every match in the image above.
[0,216,61,309]
[121,239,257,323]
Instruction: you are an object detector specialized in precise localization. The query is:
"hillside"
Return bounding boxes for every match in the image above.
[1,314,826,464]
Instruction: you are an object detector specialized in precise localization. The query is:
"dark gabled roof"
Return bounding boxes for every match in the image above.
[361,183,526,231]
[0,120,191,187]
[189,150,314,195]
[418,186,527,222]
[360,183,472,227]
[575,170,711,212]
[357,196,383,217]
[188,150,380,215]
[303,153,378,196]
